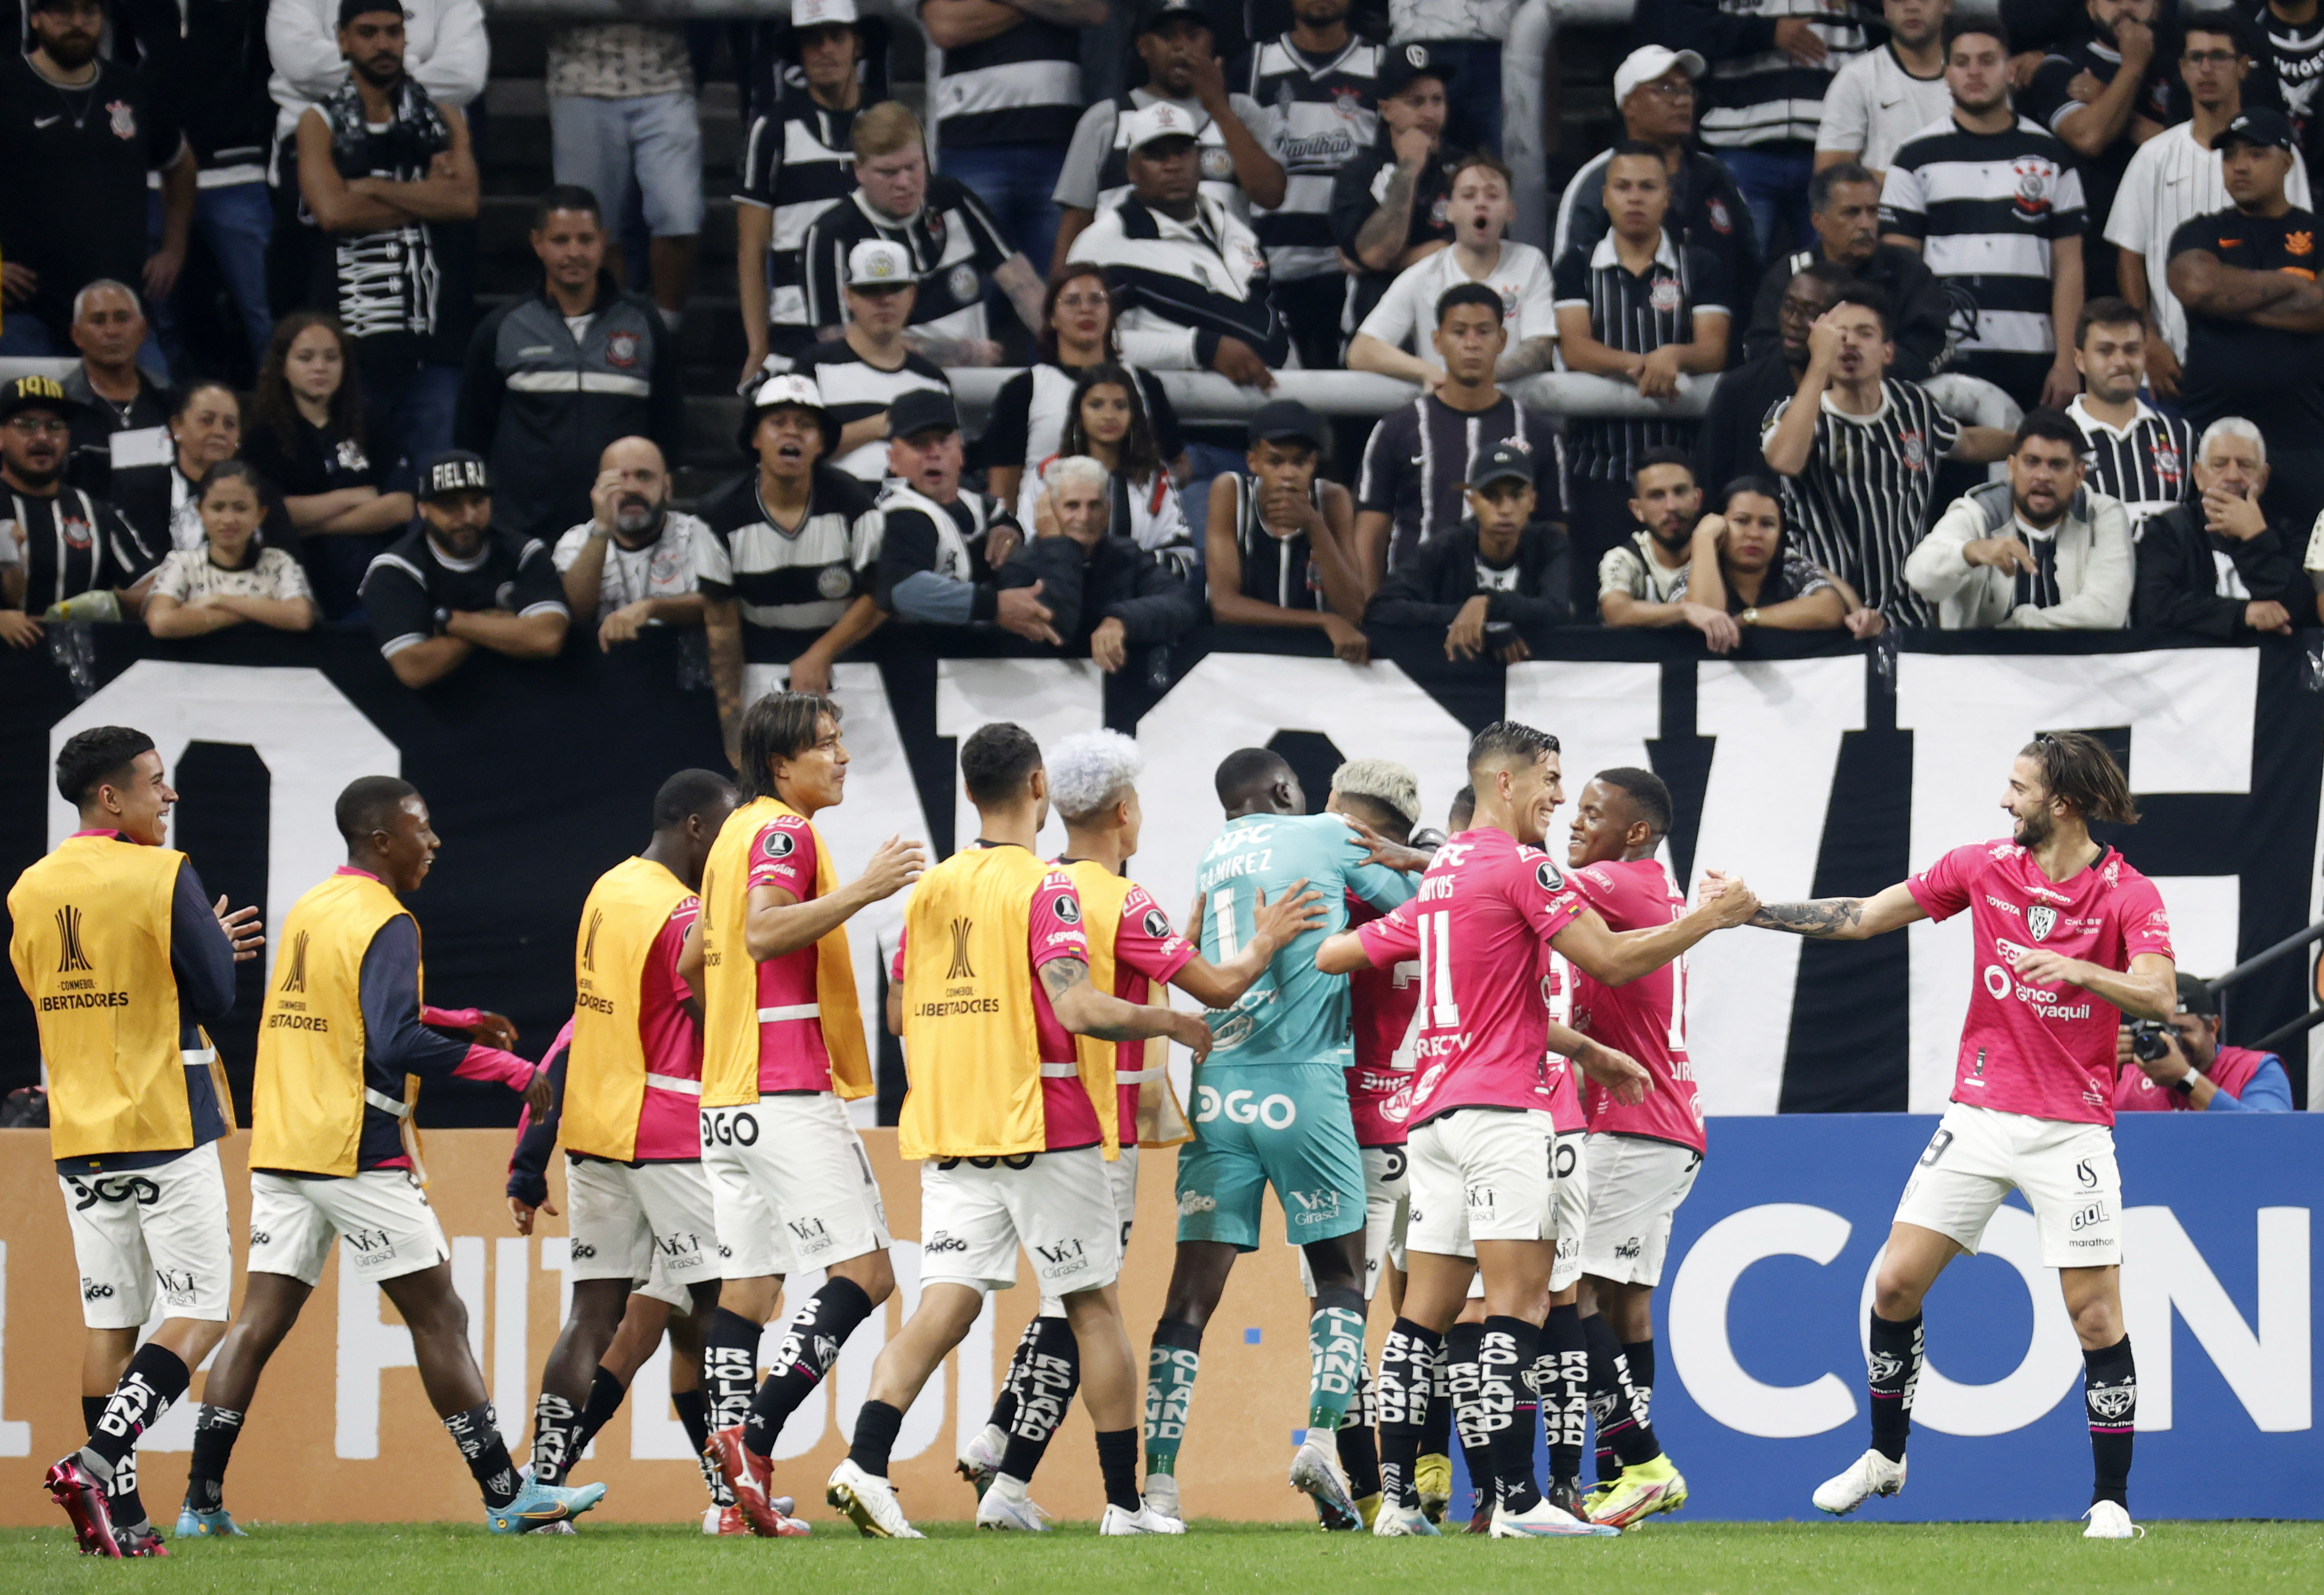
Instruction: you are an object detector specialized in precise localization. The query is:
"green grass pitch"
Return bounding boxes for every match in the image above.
[4,1520,2320,1594]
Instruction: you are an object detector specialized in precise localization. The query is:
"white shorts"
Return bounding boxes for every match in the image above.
[60,1142,233,1328]
[636,1245,694,1311]
[247,1166,450,1287]
[1300,1143,1409,1300]
[1577,1134,1702,1287]
[1549,1130,1589,1293]
[564,1155,720,1290]
[920,1147,1123,1297]
[1042,1144,1139,1314]
[1405,1108,1563,1260]
[701,1094,890,1278]
[1895,1102,2123,1268]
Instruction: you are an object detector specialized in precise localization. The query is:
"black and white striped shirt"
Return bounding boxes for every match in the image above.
[2067,394,2194,539]
[1225,472,1329,610]
[2016,524,2064,610]
[1242,35,1383,282]
[1879,116,2085,406]
[1761,377,1959,624]
[1695,0,1867,149]
[1356,392,1559,571]
[693,463,878,632]
[736,93,866,365]
[797,180,1016,348]
[1066,193,1290,371]
[792,341,951,484]
[4,487,152,612]
[1549,231,1730,482]
[928,15,1083,150]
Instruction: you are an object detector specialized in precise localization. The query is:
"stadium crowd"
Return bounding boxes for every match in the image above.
[7,0,2324,714]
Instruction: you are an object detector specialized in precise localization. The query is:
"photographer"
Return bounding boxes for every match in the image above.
[2116,974,2293,1113]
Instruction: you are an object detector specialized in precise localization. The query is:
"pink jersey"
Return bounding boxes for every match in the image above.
[1566,857,1704,1152]
[1908,840,2175,1127]
[1093,878,1197,1131]
[1345,894,1420,1147]
[746,812,835,1093]
[1538,958,1588,1135]
[1355,828,1588,1131]
[635,899,704,1158]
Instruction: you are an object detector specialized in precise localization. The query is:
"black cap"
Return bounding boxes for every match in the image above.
[1247,399,1325,449]
[2220,106,2295,152]
[1468,439,1536,490]
[1135,0,1210,36]
[336,0,403,25]
[420,450,492,500]
[0,373,78,422]
[2174,972,2218,1017]
[889,387,960,441]
[1378,41,1458,100]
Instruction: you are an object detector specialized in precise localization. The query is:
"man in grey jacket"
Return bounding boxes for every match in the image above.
[1905,408,2134,629]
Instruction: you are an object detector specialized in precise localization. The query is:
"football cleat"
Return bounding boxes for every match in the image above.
[1490,1496,1622,1538]
[1352,1492,1382,1532]
[2083,1502,2145,1540]
[175,1504,248,1538]
[707,1425,796,1538]
[1098,1503,1186,1535]
[1414,1452,1452,1523]
[485,1478,607,1535]
[1547,1478,1588,1522]
[44,1457,121,1558]
[113,1522,170,1557]
[1591,1454,1688,1529]
[1289,1434,1360,1529]
[535,1520,579,1536]
[973,1486,1051,1532]
[1582,1479,1617,1518]
[1370,1503,1441,1537]
[1464,1500,1494,1535]
[1812,1449,1906,1516]
[956,1424,1006,1499]
[1141,1472,1181,1523]
[825,1458,921,1539]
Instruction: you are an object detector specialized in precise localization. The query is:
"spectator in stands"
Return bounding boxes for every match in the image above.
[1677,0,1867,253]
[1744,161,1950,378]
[1815,0,1952,180]
[696,375,878,762]
[361,451,570,687]
[1762,284,2012,625]
[2105,17,2306,403]
[2134,416,2312,633]
[1053,0,1287,274]
[1553,45,1761,335]
[0,374,153,636]
[2167,106,2324,535]
[1240,0,1384,369]
[1366,439,1570,658]
[0,0,191,378]
[1331,43,1461,332]
[294,3,481,488]
[1553,142,1732,584]
[1386,0,1512,156]
[543,10,701,329]
[60,281,173,497]
[1904,408,2134,628]
[736,0,885,383]
[1024,453,1208,669]
[1672,476,1857,649]
[1701,260,1842,489]
[977,264,1187,512]
[2067,297,2196,539]
[2115,971,2295,1113]
[2019,0,2171,300]
[112,382,255,557]
[144,461,318,639]
[1349,153,1557,384]
[1356,283,1558,586]
[1880,17,2086,410]
[1601,448,1749,644]
[2247,0,2324,185]
[919,0,1106,277]
[1069,103,1290,387]
[1206,399,1370,660]
[798,103,1041,369]
[1021,365,1189,554]
[795,240,953,484]
[553,436,710,649]
[456,186,685,543]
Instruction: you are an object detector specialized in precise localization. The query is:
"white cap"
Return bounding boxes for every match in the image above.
[791,0,860,26]
[1122,101,1199,154]
[846,239,914,288]
[748,373,825,413]
[1613,44,1706,106]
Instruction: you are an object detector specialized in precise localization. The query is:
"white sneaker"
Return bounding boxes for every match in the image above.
[956,1424,1006,1497]
[825,1458,922,1539]
[1372,1504,1441,1537]
[1287,1434,1359,1527]
[1099,1503,1186,1535]
[2083,1501,2144,1540]
[1489,1497,1621,1538]
[974,1482,1051,1532]
[1141,1473,1181,1522]
[1811,1449,1907,1516]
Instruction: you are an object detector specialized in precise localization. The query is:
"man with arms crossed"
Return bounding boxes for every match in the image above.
[1748,731,2174,1539]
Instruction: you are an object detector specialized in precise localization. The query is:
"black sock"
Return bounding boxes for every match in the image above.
[185,1405,244,1512]
[445,1402,520,1510]
[1583,1310,1659,1469]
[569,1367,629,1457]
[2084,1335,2135,1508]
[83,1344,189,1471]
[999,1314,1081,1483]
[1422,1343,1452,1459]
[1541,1304,1589,1487]
[1445,1323,1495,1508]
[989,1314,1047,1435]
[528,1390,580,1487]
[671,1386,731,1507]
[701,1307,763,1433]
[1481,1316,1542,1515]
[1095,1427,1140,1512]
[747,1277,874,1457]
[81,1394,146,1528]
[1375,1318,1442,1510]
[1336,1359,1381,1499]
[1867,1311,1923,1465]
[848,1398,905,1479]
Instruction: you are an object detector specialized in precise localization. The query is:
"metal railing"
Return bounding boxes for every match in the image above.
[2207,922,2324,1058]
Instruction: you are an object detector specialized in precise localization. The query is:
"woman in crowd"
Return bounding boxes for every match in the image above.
[144,461,317,638]
[1020,363,1189,560]
[112,381,249,554]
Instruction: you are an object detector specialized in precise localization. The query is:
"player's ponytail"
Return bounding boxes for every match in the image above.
[2022,731,2138,825]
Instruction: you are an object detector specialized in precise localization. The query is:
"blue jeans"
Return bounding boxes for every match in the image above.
[1717,145,1816,259]
[1409,38,1503,157]
[939,142,1069,277]
[149,181,275,369]
[0,306,170,383]
[361,354,463,491]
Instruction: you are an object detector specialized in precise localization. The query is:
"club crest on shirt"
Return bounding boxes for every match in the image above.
[1429,195,1449,227]
[924,209,947,250]
[1200,145,1233,182]
[604,330,641,369]
[1900,429,1927,471]
[2009,154,2057,220]
[107,100,136,140]
[2292,230,2315,257]
[816,561,853,598]
[334,437,371,473]
[947,263,979,303]
[1707,195,1733,235]
[2150,440,2182,488]
[1648,277,1681,314]
[2027,903,2057,942]
[60,512,93,551]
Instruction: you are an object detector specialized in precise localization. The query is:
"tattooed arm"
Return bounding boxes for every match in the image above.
[1748,881,1928,940]
[1042,956,1216,1061]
